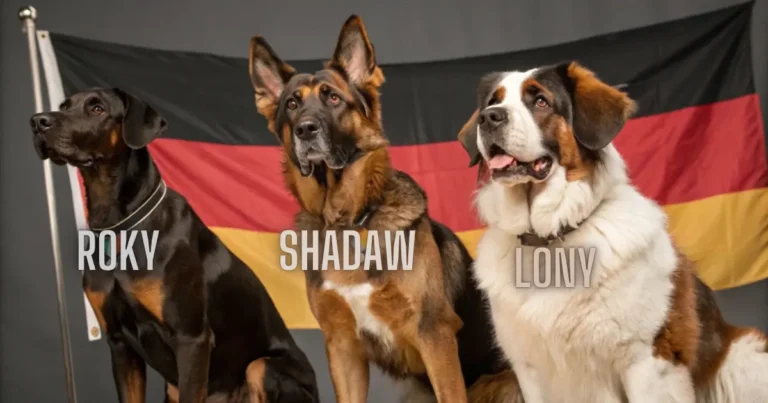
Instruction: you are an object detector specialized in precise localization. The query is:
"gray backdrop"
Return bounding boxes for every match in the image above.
[1,0,766,402]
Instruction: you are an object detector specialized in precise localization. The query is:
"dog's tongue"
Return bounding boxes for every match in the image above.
[488,155,515,170]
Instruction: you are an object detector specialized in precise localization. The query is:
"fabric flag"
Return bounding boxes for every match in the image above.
[46,3,766,329]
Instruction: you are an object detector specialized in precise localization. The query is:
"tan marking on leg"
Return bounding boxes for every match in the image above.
[166,384,179,403]
[123,368,146,403]
[84,289,107,331]
[130,278,165,322]
[246,358,268,403]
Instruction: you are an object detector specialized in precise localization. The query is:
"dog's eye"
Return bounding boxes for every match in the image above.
[534,96,549,108]
[328,93,341,106]
[488,98,499,106]
[286,99,298,110]
[91,105,105,114]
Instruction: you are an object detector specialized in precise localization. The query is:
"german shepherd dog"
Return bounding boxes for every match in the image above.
[30,89,319,402]
[248,15,521,403]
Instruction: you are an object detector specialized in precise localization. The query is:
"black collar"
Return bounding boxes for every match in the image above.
[91,180,167,233]
[518,223,581,247]
[353,203,379,228]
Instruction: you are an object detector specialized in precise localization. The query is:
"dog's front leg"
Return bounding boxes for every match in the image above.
[313,289,369,403]
[175,329,213,403]
[509,361,546,403]
[416,323,468,403]
[620,349,694,403]
[108,336,147,403]
[325,330,369,403]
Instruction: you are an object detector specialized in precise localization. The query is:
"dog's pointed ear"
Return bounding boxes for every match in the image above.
[328,15,384,88]
[557,62,637,151]
[249,36,296,117]
[114,88,167,149]
[458,109,482,167]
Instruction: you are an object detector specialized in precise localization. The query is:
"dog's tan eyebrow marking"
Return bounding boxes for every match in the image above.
[521,78,554,100]
[294,86,311,100]
[327,69,350,89]
[490,86,506,104]
[110,129,120,147]
[312,82,352,101]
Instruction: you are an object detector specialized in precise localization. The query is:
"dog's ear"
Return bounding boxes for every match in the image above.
[249,36,296,118]
[458,109,482,167]
[328,15,384,88]
[557,61,637,151]
[114,89,167,149]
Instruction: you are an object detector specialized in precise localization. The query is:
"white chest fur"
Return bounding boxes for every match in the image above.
[321,281,396,349]
[474,222,677,402]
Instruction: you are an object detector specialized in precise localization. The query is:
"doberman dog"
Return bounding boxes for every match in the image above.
[249,15,522,403]
[30,89,319,403]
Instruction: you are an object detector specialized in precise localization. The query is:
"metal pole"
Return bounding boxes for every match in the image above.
[19,6,78,403]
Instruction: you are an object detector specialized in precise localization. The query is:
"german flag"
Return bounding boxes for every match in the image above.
[48,3,766,329]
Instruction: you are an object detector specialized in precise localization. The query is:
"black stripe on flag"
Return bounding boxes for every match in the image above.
[51,2,756,147]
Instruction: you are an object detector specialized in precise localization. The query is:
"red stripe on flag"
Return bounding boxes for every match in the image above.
[143,94,765,233]
[615,94,767,205]
[148,140,482,232]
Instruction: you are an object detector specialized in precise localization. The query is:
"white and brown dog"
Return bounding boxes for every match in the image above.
[457,61,768,403]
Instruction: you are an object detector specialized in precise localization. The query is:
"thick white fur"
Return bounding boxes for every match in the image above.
[699,332,768,402]
[472,72,768,402]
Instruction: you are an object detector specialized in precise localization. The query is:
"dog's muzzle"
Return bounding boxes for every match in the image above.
[30,113,55,133]
[293,115,332,161]
[478,106,510,146]
[294,117,325,142]
[30,113,55,159]
[479,107,508,131]
[292,115,333,176]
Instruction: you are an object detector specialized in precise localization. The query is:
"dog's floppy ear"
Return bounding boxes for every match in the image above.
[114,88,167,149]
[249,36,296,118]
[458,109,482,167]
[328,15,384,88]
[557,62,637,150]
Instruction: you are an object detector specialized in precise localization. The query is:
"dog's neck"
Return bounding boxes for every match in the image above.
[286,147,391,227]
[476,146,628,238]
[80,148,162,230]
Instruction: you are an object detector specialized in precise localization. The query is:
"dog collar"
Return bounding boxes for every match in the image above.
[91,180,167,233]
[518,224,579,247]
[354,203,379,228]
[91,180,166,260]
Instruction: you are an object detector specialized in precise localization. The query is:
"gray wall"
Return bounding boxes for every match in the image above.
[1,0,766,402]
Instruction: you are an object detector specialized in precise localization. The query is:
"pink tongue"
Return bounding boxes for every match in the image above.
[488,155,515,170]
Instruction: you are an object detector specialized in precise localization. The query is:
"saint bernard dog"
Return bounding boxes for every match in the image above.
[457,61,768,402]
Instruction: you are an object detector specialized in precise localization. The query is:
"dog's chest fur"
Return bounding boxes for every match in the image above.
[322,281,397,348]
[473,180,679,402]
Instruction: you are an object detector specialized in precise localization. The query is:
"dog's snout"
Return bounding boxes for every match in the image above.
[30,113,54,132]
[478,107,508,129]
[294,118,323,141]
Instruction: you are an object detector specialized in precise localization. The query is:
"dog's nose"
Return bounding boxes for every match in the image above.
[294,118,322,141]
[478,107,508,129]
[30,113,54,132]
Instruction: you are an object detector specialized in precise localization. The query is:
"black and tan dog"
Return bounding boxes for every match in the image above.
[29,89,319,403]
[248,15,521,403]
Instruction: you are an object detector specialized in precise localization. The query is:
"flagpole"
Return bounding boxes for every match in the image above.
[19,6,78,403]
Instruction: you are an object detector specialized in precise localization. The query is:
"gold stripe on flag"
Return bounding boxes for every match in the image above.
[212,188,768,328]
[666,187,768,290]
